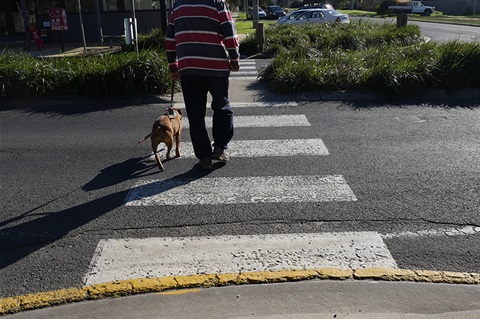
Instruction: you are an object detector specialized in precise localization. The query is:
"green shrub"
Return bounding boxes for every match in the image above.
[240,21,422,56]
[259,32,480,99]
[131,28,166,52]
[0,50,170,98]
[431,41,480,92]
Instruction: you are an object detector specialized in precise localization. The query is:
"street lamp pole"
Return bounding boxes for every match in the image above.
[77,0,87,53]
[130,0,139,54]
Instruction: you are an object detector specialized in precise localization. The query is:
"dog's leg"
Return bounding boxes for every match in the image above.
[164,133,174,160]
[175,130,181,158]
[151,139,164,172]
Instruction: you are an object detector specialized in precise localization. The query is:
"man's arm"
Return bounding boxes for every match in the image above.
[218,0,240,64]
[165,12,179,80]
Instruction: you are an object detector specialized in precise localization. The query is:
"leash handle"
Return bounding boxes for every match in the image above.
[170,80,175,108]
[168,80,176,118]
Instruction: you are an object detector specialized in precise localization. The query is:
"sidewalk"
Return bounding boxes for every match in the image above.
[0,40,121,58]
[3,280,480,318]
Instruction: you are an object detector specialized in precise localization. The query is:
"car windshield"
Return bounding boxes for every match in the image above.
[271,7,283,12]
[288,10,307,19]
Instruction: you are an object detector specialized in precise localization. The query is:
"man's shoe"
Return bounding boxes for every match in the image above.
[211,146,229,162]
[198,157,212,170]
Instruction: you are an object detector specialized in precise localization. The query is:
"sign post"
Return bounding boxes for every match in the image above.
[252,0,259,29]
[48,8,69,52]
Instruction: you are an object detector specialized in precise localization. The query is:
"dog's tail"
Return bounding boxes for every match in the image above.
[138,132,153,144]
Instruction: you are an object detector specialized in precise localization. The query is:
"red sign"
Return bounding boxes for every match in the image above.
[48,8,68,31]
[29,24,45,49]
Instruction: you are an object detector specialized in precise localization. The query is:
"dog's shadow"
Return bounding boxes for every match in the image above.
[83,156,157,191]
[83,151,225,192]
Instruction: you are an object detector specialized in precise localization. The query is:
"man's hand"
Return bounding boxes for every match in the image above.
[169,63,180,81]
[229,59,240,72]
[170,72,180,81]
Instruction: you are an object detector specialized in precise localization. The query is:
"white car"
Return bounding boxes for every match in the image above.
[246,7,267,20]
[277,8,350,25]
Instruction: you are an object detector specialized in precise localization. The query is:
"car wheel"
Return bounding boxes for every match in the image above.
[424,10,431,16]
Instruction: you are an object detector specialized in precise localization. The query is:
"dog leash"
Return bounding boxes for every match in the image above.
[168,80,175,119]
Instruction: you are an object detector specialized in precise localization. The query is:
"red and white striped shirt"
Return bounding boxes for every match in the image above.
[165,0,239,77]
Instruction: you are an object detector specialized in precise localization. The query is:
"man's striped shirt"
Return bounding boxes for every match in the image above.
[165,0,239,77]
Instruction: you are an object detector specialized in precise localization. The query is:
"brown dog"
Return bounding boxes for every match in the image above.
[138,108,183,171]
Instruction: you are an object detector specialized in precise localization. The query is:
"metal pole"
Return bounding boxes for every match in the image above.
[94,0,104,44]
[19,0,31,49]
[253,0,259,29]
[77,0,87,53]
[131,0,139,54]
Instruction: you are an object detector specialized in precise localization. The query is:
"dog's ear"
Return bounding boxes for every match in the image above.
[176,108,183,115]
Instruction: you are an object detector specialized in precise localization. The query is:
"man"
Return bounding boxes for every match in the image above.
[165,0,240,170]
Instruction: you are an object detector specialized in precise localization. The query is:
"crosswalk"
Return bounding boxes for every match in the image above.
[82,60,398,286]
[229,59,261,80]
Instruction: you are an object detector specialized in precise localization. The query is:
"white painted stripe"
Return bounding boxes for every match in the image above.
[230,76,258,81]
[382,226,480,239]
[150,138,329,160]
[125,175,357,206]
[182,115,311,129]
[174,101,298,108]
[237,65,257,70]
[83,232,397,286]
[232,71,258,76]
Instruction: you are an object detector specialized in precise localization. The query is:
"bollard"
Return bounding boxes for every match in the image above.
[396,12,408,27]
[255,22,265,52]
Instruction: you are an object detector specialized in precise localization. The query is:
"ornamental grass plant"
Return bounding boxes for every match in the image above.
[254,22,480,99]
[1,21,479,100]
[0,50,170,99]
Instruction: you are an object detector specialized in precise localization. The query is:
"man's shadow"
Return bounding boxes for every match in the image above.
[0,156,223,269]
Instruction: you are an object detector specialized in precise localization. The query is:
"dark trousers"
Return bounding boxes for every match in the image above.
[181,75,234,160]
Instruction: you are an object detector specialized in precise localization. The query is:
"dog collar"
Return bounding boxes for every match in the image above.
[166,108,178,119]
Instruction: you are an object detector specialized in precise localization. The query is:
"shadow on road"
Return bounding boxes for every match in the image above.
[0,157,221,269]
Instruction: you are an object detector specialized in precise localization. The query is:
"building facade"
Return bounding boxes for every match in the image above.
[423,0,479,15]
[0,0,167,43]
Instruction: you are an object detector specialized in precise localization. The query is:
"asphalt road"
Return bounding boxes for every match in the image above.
[1,93,479,298]
[352,16,480,42]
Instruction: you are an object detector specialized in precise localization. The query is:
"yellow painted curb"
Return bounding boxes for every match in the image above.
[1,268,479,315]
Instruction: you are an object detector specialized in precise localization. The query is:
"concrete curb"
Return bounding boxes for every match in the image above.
[1,268,479,315]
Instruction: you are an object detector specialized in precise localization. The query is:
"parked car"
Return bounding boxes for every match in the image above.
[302,4,335,10]
[276,8,350,25]
[266,5,286,20]
[388,0,435,16]
[247,7,267,20]
[276,7,334,24]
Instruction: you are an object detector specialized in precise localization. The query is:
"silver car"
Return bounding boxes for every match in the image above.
[247,7,267,20]
[276,8,350,25]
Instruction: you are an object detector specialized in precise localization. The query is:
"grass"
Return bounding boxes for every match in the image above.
[255,22,480,99]
[336,8,480,26]
[0,50,170,99]
[408,14,480,26]
[1,13,479,100]
[235,11,278,34]
[240,20,423,57]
